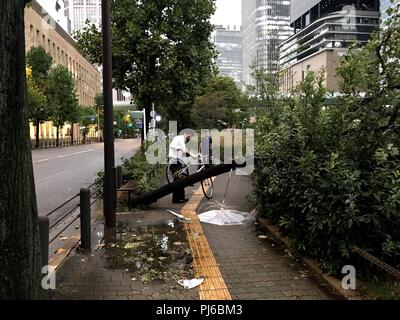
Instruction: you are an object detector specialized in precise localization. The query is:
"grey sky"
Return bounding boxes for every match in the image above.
[211,0,242,27]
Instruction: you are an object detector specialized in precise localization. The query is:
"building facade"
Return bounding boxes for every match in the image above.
[213,25,243,88]
[242,0,293,88]
[279,0,380,94]
[64,0,132,107]
[25,1,101,142]
[63,0,102,34]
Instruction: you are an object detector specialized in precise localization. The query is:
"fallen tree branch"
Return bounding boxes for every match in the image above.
[128,160,248,207]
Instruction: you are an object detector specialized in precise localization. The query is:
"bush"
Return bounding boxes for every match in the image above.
[253,30,400,274]
[121,149,165,197]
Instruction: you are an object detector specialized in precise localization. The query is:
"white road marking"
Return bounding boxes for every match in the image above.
[33,149,94,163]
[36,169,72,183]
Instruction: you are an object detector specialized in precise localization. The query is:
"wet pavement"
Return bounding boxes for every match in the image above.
[52,210,199,300]
[197,173,335,300]
[51,173,336,300]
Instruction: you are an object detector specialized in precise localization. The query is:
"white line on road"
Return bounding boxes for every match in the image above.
[33,149,95,163]
[36,169,72,183]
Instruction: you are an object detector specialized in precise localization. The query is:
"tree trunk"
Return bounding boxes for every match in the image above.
[35,119,40,148]
[0,0,40,299]
[129,161,247,207]
[56,126,59,146]
[70,123,74,145]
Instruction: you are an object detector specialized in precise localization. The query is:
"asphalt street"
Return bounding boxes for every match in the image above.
[32,139,141,216]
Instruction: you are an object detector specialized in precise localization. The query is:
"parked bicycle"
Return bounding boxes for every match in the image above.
[166,154,214,199]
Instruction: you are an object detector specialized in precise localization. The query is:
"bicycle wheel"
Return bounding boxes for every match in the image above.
[201,178,214,199]
[166,163,174,184]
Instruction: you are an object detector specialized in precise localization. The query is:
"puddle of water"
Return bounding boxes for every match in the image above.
[102,218,194,283]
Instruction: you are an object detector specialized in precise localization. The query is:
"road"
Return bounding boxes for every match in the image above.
[32,139,141,216]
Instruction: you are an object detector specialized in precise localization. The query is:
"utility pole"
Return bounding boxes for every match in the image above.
[102,0,116,228]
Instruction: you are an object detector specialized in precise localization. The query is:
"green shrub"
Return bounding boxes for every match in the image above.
[121,149,165,196]
[253,14,400,274]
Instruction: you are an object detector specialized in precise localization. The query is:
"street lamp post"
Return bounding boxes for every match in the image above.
[102,0,116,228]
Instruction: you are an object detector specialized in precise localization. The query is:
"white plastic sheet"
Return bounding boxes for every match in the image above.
[178,278,204,289]
[198,209,254,226]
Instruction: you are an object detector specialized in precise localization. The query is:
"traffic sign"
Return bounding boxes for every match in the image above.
[130,111,143,119]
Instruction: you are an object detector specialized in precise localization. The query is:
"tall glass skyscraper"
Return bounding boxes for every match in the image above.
[242,0,293,87]
[213,26,243,88]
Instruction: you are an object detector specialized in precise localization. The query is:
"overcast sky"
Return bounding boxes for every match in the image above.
[211,0,242,27]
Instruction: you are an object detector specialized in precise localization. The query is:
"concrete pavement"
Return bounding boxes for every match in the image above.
[51,172,335,300]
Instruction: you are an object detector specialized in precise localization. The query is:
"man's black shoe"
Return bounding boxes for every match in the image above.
[172,199,189,204]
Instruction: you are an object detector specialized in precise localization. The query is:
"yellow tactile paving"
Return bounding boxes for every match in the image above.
[180,180,232,300]
[48,235,80,270]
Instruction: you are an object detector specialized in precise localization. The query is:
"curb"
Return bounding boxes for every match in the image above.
[256,216,371,300]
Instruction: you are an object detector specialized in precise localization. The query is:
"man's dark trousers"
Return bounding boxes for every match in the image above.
[170,160,187,202]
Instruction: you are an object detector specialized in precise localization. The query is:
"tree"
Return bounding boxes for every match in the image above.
[26,46,54,148]
[191,76,249,129]
[26,46,53,86]
[0,0,40,299]
[47,65,79,146]
[75,0,217,130]
[27,77,48,148]
[247,57,278,101]
[191,92,226,129]
[79,106,96,143]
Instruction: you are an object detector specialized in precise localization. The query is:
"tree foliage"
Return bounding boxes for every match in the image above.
[47,65,79,144]
[26,45,53,87]
[191,76,249,129]
[75,0,217,128]
[26,46,53,147]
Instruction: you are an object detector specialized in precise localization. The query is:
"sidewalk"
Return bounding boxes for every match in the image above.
[196,173,333,300]
[51,173,335,300]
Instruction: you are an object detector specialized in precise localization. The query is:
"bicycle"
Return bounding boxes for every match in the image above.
[166,154,214,200]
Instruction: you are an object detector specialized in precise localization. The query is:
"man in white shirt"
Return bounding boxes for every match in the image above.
[169,132,192,203]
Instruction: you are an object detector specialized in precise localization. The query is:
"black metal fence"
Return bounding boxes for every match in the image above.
[31,138,100,150]
[37,179,104,268]
[37,166,123,269]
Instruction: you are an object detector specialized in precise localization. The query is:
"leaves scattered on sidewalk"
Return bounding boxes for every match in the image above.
[102,219,194,284]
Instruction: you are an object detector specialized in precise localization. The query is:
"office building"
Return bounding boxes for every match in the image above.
[242,0,293,88]
[213,25,243,88]
[63,0,101,34]
[25,1,101,143]
[64,0,132,107]
[279,0,380,94]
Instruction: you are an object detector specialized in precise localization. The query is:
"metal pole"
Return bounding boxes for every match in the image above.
[38,216,49,268]
[152,103,155,134]
[116,165,123,189]
[112,167,117,218]
[102,0,116,228]
[142,108,147,141]
[80,188,91,250]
